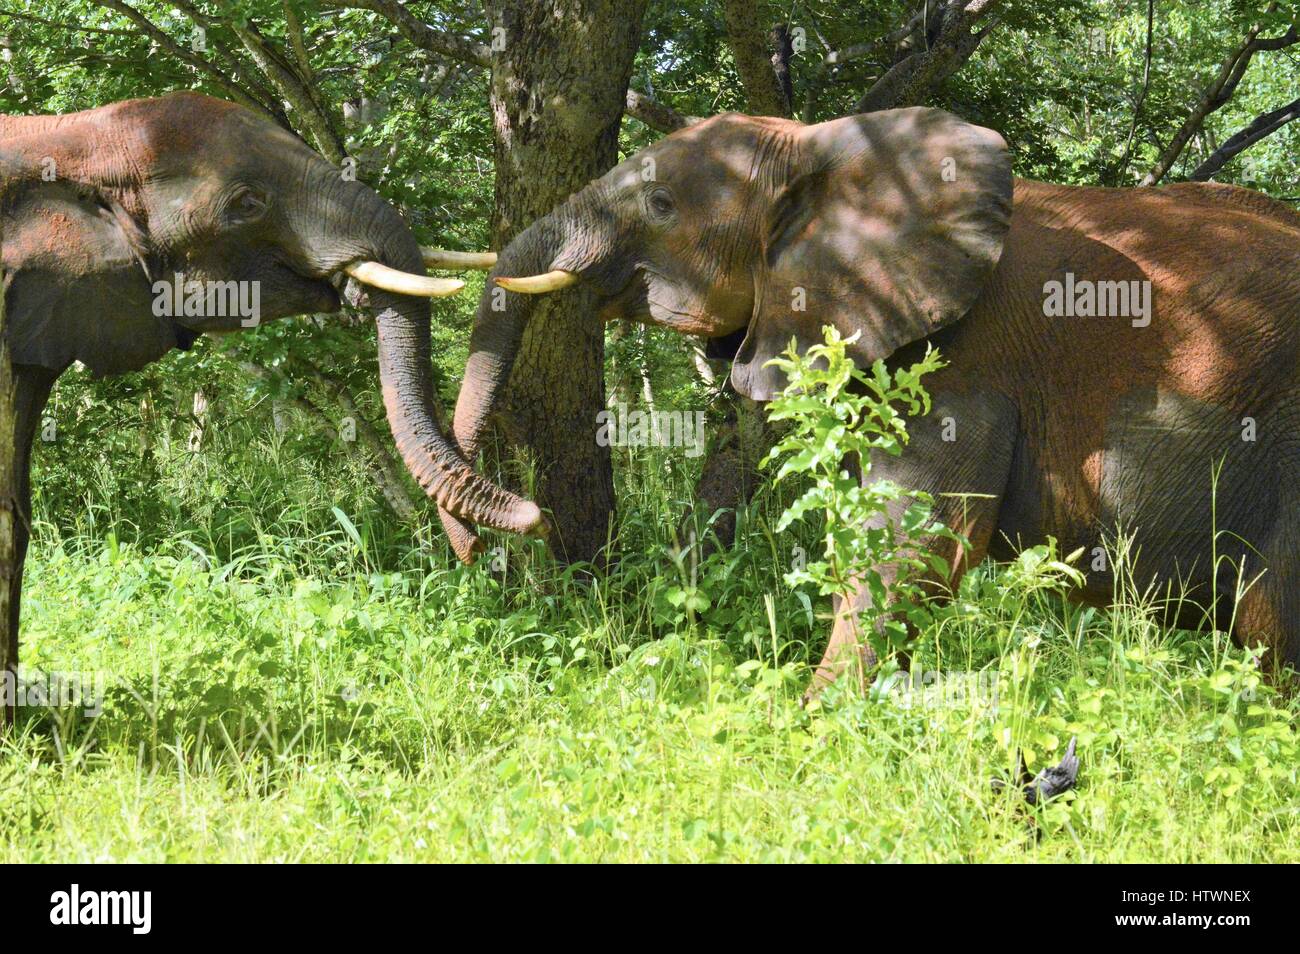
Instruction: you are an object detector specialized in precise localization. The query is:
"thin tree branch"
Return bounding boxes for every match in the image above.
[855,0,1003,113]
[1115,0,1155,182]
[163,0,287,122]
[282,0,314,82]
[624,87,700,132]
[802,41,875,122]
[256,5,338,146]
[1188,94,1300,181]
[97,0,276,117]
[0,10,137,37]
[323,0,490,66]
[229,17,346,162]
[1140,7,1297,186]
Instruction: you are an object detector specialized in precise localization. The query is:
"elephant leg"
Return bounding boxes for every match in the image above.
[806,389,1019,698]
[1234,569,1300,677]
[0,365,57,729]
[1233,455,1300,676]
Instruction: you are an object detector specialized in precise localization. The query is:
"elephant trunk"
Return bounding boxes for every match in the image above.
[436,214,574,560]
[452,215,570,459]
[336,184,544,535]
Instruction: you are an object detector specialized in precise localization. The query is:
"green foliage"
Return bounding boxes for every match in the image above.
[9,326,1296,861]
[762,327,950,665]
[4,504,1297,860]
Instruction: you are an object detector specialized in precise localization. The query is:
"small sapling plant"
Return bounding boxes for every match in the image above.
[762,326,956,687]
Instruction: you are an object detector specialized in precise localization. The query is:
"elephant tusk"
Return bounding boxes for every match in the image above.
[345,261,465,298]
[494,270,580,294]
[420,247,498,270]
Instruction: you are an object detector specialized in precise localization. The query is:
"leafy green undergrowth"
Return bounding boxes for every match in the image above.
[7,330,1297,862]
[4,520,1297,862]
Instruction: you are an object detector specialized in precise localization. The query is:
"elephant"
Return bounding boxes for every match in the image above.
[0,91,543,725]
[442,105,1300,691]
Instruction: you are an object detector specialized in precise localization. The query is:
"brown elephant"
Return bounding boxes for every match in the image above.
[443,106,1300,689]
[0,92,542,724]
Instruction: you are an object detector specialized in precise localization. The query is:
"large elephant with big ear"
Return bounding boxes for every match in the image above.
[0,92,543,724]
[444,106,1300,693]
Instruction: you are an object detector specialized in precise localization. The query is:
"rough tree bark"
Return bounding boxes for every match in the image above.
[482,0,647,564]
[721,0,791,116]
[327,0,697,134]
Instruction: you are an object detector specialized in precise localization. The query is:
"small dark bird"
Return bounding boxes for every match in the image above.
[991,736,1080,805]
[1025,737,1079,804]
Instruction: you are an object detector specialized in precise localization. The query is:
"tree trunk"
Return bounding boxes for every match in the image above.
[684,366,773,555]
[721,0,791,116]
[482,0,647,565]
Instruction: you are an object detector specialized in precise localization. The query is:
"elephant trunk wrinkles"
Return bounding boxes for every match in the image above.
[434,213,574,561]
[452,214,573,462]
[352,195,542,535]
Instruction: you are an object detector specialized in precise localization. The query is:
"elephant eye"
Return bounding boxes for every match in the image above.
[228,187,269,224]
[644,187,676,223]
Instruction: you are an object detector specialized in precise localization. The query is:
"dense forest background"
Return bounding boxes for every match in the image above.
[2,2,1299,862]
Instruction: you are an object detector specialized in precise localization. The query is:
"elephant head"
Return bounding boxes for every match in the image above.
[0,92,541,536]
[443,107,1013,559]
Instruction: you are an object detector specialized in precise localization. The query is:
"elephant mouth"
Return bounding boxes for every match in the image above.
[620,270,725,337]
[313,280,344,314]
[294,262,344,313]
[169,258,342,334]
[265,258,344,318]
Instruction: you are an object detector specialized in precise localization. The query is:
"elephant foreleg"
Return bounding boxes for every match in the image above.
[0,365,57,729]
[806,389,1019,698]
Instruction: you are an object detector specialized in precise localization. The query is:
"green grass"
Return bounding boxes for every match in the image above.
[4,443,1298,861]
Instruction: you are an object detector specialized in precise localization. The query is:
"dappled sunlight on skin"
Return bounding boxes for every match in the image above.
[583,113,801,336]
[734,108,1012,400]
[1020,180,1293,403]
[467,103,1300,685]
[960,180,1300,646]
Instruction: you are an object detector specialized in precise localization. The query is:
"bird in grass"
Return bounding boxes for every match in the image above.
[992,736,1080,805]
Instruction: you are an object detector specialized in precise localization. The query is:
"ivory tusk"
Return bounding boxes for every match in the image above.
[493,270,580,294]
[420,247,498,270]
[345,261,465,298]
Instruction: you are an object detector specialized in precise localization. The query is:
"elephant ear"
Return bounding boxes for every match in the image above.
[1,154,179,376]
[730,107,1013,400]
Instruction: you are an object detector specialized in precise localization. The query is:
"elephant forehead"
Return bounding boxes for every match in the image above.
[133,93,244,157]
[616,120,789,193]
[134,98,308,179]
